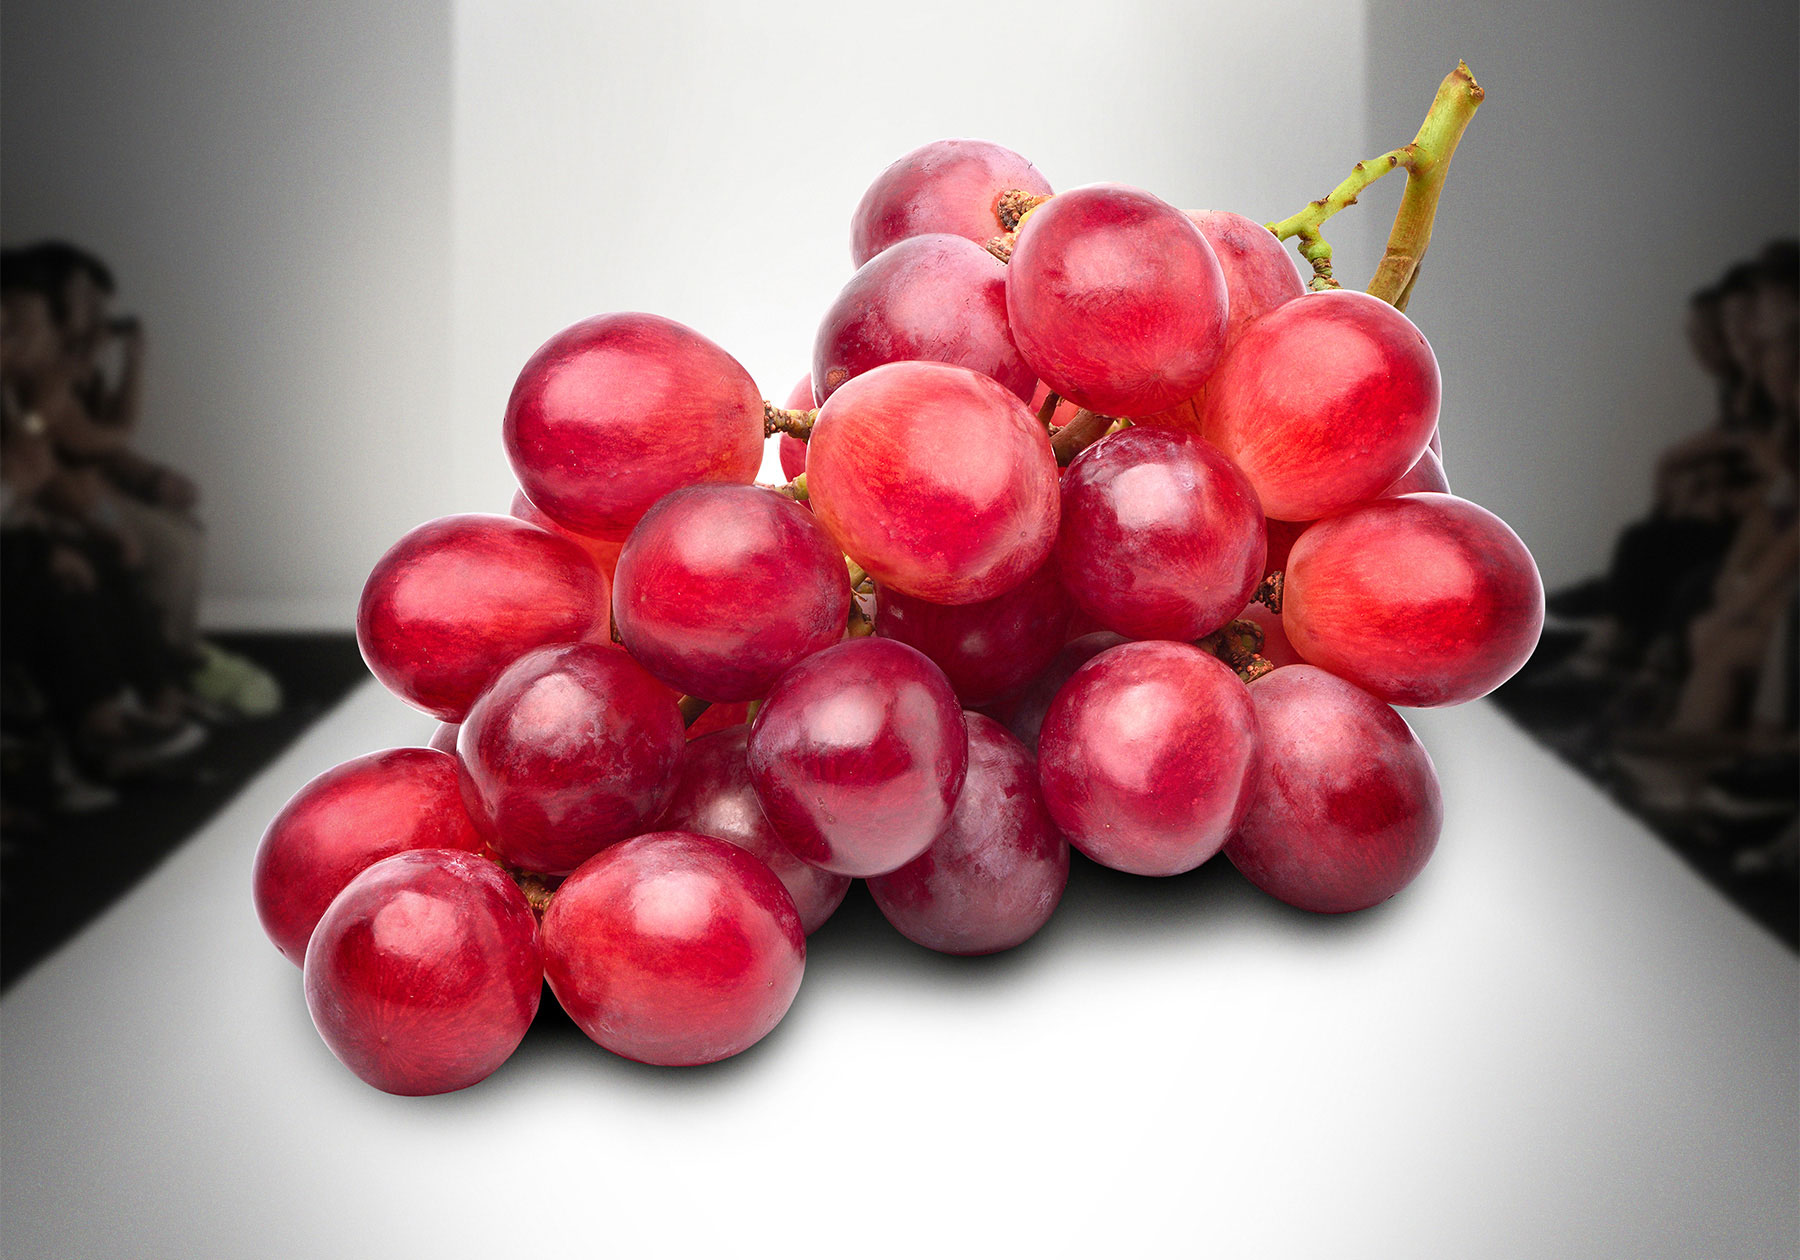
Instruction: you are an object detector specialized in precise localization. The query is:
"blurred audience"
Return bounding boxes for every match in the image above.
[1518,240,1797,885]
[2,242,280,824]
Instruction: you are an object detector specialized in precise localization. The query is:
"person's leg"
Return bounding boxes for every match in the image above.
[107,493,204,656]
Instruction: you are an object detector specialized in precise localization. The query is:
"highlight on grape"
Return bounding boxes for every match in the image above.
[253,62,1543,1095]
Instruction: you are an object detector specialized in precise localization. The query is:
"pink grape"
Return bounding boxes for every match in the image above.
[851,138,1051,266]
[999,630,1127,757]
[867,714,1069,955]
[504,312,763,540]
[747,637,968,877]
[457,643,684,875]
[814,234,1033,404]
[357,514,609,722]
[1055,425,1266,641]
[510,489,622,582]
[653,725,851,933]
[612,484,850,701]
[1226,666,1443,913]
[807,360,1059,604]
[1037,640,1258,876]
[1186,209,1306,346]
[1200,290,1440,521]
[873,558,1072,705]
[1007,183,1228,416]
[1282,493,1545,707]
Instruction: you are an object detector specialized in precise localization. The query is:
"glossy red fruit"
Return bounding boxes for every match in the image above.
[1201,290,1440,521]
[807,361,1059,604]
[428,723,459,754]
[1226,667,1442,913]
[503,312,763,540]
[873,559,1071,705]
[1263,517,1312,576]
[1037,641,1258,876]
[612,485,850,701]
[1185,209,1306,348]
[815,234,1033,405]
[542,832,805,1066]
[654,726,851,933]
[1000,630,1127,757]
[778,374,813,480]
[1283,493,1545,707]
[253,748,486,967]
[1055,426,1266,641]
[457,643,685,875]
[851,138,1051,266]
[357,514,609,721]
[867,714,1069,955]
[303,849,542,1095]
[685,701,751,740]
[747,637,968,877]
[1382,447,1451,496]
[1007,183,1229,416]
[510,489,622,582]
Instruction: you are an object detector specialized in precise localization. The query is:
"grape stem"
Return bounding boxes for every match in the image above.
[1265,60,1484,307]
[996,189,1051,231]
[1050,409,1113,465]
[1252,571,1284,614]
[1196,618,1275,683]
[764,401,818,440]
[775,473,809,502]
[1034,390,1062,434]
[677,694,713,727]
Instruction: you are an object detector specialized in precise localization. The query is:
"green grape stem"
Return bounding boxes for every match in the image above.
[1265,60,1484,307]
[764,401,818,440]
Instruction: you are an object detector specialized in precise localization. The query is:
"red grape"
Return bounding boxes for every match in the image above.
[1000,630,1127,757]
[873,558,1071,705]
[457,643,685,875]
[1185,209,1305,346]
[867,714,1069,955]
[747,637,968,877]
[1055,426,1266,641]
[684,700,751,739]
[542,832,805,1066]
[357,514,609,722]
[1037,640,1258,876]
[1201,290,1440,521]
[253,748,486,967]
[807,361,1059,604]
[778,374,813,480]
[814,234,1033,405]
[1263,517,1312,575]
[503,313,763,540]
[1282,493,1544,707]
[1225,666,1442,913]
[303,849,541,1095]
[653,725,851,933]
[1028,379,1084,429]
[1237,601,1302,668]
[1382,447,1451,496]
[427,722,459,754]
[1007,183,1228,416]
[851,138,1051,266]
[510,489,622,582]
[612,484,850,701]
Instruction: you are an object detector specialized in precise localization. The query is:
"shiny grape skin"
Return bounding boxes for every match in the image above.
[356,514,610,722]
[303,849,542,1096]
[807,360,1059,604]
[1006,183,1229,417]
[456,643,685,876]
[747,637,969,878]
[850,138,1051,267]
[873,559,1071,706]
[253,748,486,967]
[1382,446,1451,496]
[428,722,459,754]
[1185,209,1306,347]
[1000,631,1127,757]
[612,484,851,702]
[653,725,851,934]
[1225,666,1443,913]
[510,489,622,583]
[778,374,813,481]
[814,234,1034,406]
[503,312,763,541]
[867,714,1069,955]
[1200,290,1440,521]
[1055,426,1266,642]
[1037,640,1258,876]
[1283,493,1545,708]
[541,832,806,1067]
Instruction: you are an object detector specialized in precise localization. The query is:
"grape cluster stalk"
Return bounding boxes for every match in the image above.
[251,62,1546,1096]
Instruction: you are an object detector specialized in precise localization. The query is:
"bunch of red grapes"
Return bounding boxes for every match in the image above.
[253,137,1544,1096]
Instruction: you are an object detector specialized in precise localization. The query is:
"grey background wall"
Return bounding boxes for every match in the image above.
[4,1,1796,621]
[2,2,454,628]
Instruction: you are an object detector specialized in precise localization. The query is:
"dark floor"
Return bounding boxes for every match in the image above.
[1491,630,1798,950]
[1,633,367,991]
